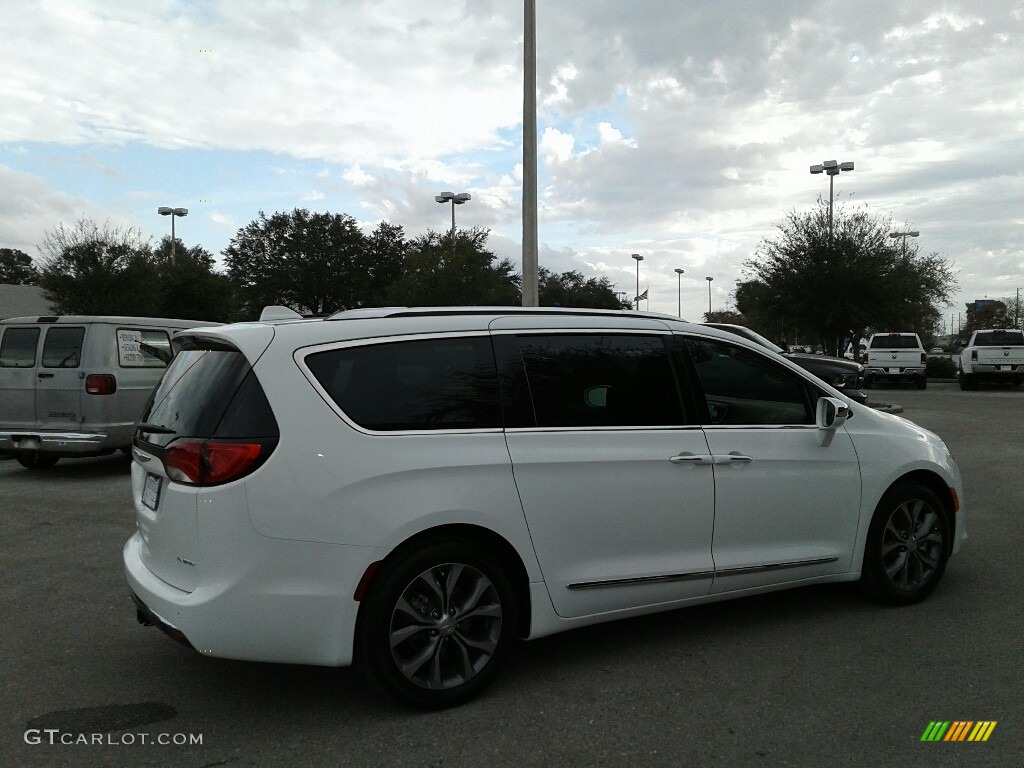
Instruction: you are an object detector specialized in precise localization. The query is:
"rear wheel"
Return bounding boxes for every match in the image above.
[860,482,951,605]
[916,377,927,390]
[16,454,60,470]
[356,539,518,709]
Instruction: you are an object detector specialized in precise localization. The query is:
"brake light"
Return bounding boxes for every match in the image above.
[85,374,117,395]
[971,350,978,361]
[861,353,868,364]
[920,352,927,365]
[164,439,266,486]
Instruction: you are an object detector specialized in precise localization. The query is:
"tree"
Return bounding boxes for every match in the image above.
[223,209,372,318]
[743,200,957,355]
[365,222,407,307]
[37,219,159,315]
[0,248,39,285]
[961,298,1013,337]
[152,236,236,321]
[387,228,519,307]
[704,309,746,325]
[537,268,623,309]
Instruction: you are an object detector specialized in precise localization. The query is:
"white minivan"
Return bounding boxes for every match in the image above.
[124,306,965,708]
[0,315,216,469]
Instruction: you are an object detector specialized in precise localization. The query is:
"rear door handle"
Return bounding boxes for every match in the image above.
[669,453,713,464]
[713,453,753,464]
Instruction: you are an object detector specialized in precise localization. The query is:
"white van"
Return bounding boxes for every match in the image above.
[0,315,217,469]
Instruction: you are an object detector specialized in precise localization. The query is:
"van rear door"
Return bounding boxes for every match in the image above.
[36,325,86,428]
[0,326,42,429]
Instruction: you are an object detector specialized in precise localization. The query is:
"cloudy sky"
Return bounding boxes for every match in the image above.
[2,0,1021,324]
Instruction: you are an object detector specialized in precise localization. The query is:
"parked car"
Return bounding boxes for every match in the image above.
[0,315,217,469]
[863,332,927,389]
[958,328,1024,390]
[703,323,868,404]
[125,306,965,708]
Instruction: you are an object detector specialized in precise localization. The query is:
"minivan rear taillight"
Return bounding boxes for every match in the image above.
[164,439,269,486]
[86,374,117,395]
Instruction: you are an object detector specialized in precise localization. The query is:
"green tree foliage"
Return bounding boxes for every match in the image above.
[365,222,407,306]
[960,298,1018,337]
[0,248,39,285]
[386,228,519,307]
[537,268,623,309]
[223,209,373,317]
[704,309,746,325]
[37,219,158,315]
[743,200,957,355]
[152,236,236,321]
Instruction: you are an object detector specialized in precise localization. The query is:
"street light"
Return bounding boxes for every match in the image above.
[631,254,644,311]
[674,268,685,318]
[435,192,471,259]
[706,276,713,318]
[157,206,188,263]
[890,230,920,258]
[809,159,854,243]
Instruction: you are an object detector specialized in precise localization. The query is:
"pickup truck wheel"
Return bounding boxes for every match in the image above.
[16,454,60,470]
[356,539,518,709]
[860,482,950,606]
[916,377,927,390]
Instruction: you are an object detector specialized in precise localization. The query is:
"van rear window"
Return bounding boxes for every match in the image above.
[117,329,173,367]
[0,327,40,367]
[42,327,85,368]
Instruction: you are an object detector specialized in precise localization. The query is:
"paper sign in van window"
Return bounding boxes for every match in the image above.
[118,329,172,368]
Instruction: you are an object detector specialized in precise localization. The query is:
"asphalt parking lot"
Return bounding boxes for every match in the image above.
[2,382,1021,767]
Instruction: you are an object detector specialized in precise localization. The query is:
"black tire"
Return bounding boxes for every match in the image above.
[863,377,873,390]
[916,377,927,390]
[16,454,60,470]
[958,373,969,391]
[860,481,951,605]
[355,538,519,709]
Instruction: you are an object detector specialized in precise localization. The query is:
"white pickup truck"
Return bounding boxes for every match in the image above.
[863,332,928,389]
[958,328,1024,390]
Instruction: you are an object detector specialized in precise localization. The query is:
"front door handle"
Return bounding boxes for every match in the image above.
[669,453,713,464]
[38,373,54,379]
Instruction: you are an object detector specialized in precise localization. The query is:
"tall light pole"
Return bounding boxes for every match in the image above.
[809,160,854,243]
[674,268,685,317]
[890,230,920,258]
[632,254,644,311]
[435,191,471,259]
[157,207,188,264]
[706,276,713,318]
[522,0,539,307]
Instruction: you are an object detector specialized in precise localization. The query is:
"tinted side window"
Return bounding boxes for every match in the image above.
[118,328,173,367]
[306,336,500,431]
[42,327,85,368]
[0,328,40,368]
[683,337,813,425]
[514,334,683,428]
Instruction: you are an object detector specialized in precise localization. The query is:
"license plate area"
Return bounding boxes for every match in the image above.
[887,367,900,374]
[142,473,162,511]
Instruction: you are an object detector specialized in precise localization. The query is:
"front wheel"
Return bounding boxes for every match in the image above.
[356,539,519,709]
[860,482,951,605]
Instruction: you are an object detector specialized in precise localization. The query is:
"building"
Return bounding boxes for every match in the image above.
[0,284,52,320]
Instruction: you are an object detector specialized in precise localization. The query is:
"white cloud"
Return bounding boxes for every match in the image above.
[540,127,575,163]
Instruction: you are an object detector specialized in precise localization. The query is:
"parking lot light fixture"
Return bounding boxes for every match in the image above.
[435,192,471,259]
[890,230,920,258]
[632,254,644,310]
[157,207,188,264]
[809,159,854,243]
[674,268,685,317]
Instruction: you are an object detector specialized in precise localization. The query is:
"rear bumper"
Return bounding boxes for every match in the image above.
[963,364,1023,379]
[0,430,108,456]
[123,531,380,667]
[864,367,926,382]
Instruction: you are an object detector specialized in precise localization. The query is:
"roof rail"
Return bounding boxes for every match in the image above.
[325,306,683,322]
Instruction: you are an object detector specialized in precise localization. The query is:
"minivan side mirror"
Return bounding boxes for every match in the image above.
[815,396,850,446]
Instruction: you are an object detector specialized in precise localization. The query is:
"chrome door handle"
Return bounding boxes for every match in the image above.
[669,453,713,464]
[713,453,753,464]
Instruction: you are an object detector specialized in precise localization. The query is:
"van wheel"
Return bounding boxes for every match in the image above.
[356,539,518,709]
[16,454,60,470]
[860,482,950,606]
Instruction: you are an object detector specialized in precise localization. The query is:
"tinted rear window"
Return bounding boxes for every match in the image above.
[870,335,922,349]
[139,348,270,447]
[974,331,1024,346]
[305,336,501,431]
[0,327,40,368]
